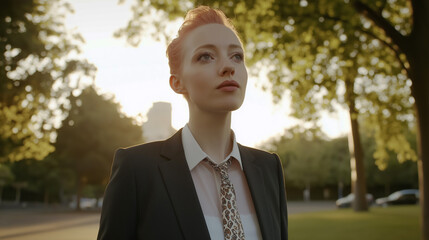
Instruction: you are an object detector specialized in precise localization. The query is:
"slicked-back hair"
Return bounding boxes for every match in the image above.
[166,6,242,74]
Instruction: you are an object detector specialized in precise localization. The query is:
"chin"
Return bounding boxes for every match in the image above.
[194,96,245,113]
[217,100,244,112]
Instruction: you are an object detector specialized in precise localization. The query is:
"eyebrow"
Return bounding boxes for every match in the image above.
[193,44,243,53]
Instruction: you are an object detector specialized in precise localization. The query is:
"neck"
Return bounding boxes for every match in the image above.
[188,109,233,164]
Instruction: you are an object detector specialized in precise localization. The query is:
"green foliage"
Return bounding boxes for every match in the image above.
[362,127,418,192]
[7,157,73,202]
[0,0,95,162]
[264,124,418,193]
[0,163,14,202]
[119,0,418,170]
[0,164,14,187]
[264,126,350,188]
[54,86,143,193]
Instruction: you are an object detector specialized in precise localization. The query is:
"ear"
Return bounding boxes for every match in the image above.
[169,75,187,94]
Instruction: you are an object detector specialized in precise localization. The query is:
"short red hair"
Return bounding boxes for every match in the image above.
[166,6,241,74]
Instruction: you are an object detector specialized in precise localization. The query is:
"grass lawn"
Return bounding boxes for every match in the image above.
[289,205,421,240]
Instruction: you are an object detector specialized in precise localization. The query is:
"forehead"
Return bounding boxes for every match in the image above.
[182,24,242,56]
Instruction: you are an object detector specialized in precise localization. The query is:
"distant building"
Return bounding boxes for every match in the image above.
[142,102,176,142]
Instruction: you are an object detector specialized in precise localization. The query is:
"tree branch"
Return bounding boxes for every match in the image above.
[357,27,410,76]
[377,0,388,15]
[411,0,429,34]
[353,0,409,55]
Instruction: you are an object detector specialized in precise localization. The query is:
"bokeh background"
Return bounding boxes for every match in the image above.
[1,0,427,239]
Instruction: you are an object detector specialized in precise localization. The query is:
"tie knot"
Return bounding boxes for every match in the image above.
[206,158,232,179]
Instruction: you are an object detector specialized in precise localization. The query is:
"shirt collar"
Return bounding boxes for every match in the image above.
[181,124,242,171]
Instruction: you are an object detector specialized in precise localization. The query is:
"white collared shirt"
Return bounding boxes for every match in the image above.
[182,125,262,240]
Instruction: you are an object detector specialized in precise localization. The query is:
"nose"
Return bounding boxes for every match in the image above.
[218,60,235,77]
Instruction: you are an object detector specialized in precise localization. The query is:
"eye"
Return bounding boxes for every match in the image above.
[197,52,214,63]
[232,52,244,62]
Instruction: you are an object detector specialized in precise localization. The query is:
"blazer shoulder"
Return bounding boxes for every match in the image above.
[118,140,164,155]
[239,144,277,157]
[238,144,280,166]
[112,140,166,167]
[117,129,182,158]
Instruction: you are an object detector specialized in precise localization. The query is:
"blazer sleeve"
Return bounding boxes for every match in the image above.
[274,153,288,240]
[97,148,137,240]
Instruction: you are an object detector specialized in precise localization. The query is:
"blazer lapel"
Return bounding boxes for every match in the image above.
[159,130,211,240]
[239,145,275,240]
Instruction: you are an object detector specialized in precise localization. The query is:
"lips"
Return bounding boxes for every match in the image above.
[217,80,240,90]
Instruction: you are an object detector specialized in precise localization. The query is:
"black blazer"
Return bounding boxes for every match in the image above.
[97,129,288,240]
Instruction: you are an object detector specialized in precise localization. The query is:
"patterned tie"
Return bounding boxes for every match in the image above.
[206,158,245,240]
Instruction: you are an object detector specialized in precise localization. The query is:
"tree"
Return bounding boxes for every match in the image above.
[264,126,351,200]
[1,0,95,163]
[365,140,419,195]
[54,86,143,210]
[265,125,418,200]
[352,3,428,236]
[270,130,335,199]
[121,0,428,236]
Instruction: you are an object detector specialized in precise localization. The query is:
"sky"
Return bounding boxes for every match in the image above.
[65,0,350,147]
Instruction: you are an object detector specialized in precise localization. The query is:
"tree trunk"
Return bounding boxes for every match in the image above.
[0,186,3,205]
[412,67,429,240]
[407,1,429,235]
[303,183,311,202]
[96,197,102,209]
[12,182,27,205]
[408,44,429,240]
[384,182,390,196]
[15,186,21,204]
[338,181,344,199]
[348,109,368,211]
[344,70,368,212]
[44,189,49,205]
[59,187,65,205]
[76,180,83,211]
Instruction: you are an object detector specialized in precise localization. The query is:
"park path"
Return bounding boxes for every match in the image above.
[287,200,336,214]
[0,209,99,240]
[0,201,335,240]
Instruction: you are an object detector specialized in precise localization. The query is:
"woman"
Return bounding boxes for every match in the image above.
[98,6,287,240]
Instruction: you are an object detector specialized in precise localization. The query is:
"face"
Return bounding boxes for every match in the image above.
[171,24,248,114]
